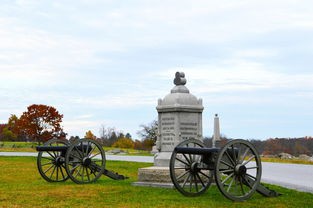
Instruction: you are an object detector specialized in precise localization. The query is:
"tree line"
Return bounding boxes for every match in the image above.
[0,104,156,150]
[203,136,313,156]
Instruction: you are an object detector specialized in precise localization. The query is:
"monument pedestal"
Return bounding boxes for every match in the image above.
[153,152,172,167]
[132,166,174,188]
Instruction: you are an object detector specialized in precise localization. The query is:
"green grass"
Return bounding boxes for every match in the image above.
[261,157,313,165]
[0,157,313,207]
[0,141,37,152]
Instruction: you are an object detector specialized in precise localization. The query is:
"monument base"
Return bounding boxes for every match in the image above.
[132,166,174,188]
[153,152,172,167]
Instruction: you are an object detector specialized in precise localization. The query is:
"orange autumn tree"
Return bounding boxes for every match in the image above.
[85,130,97,140]
[17,104,64,144]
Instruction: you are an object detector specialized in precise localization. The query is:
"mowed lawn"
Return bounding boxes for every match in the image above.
[0,157,313,208]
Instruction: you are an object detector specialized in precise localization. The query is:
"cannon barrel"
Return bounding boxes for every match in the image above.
[175,146,219,155]
[36,146,68,152]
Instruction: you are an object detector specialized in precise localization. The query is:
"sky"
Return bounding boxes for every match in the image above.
[1,0,313,140]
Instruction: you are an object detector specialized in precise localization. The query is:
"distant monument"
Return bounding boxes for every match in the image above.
[134,72,204,187]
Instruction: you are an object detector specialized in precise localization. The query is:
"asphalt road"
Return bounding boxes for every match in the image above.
[261,162,313,193]
[1,152,312,193]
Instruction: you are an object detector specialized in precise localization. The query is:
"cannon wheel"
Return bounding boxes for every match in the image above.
[170,139,213,197]
[37,138,70,182]
[214,139,262,201]
[65,139,106,184]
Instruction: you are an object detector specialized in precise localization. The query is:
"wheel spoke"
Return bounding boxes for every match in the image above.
[198,170,211,179]
[196,172,205,187]
[69,153,82,160]
[194,174,198,192]
[44,164,55,174]
[41,161,53,166]
[60,166,65,179]
[56,166,59,180]
[246,173,257,180]
[73,165,82,178]
[176,170,190,181]
[220,169,233,174]
[46,151,56,159]
[182,153,191,164]
[221,172,234,184]
[189,175,193,192]
[237,144,242,164]
[41,157,54,161]
[50,165,57,179]
[242,155,255,166]
[227,176,235,192]
[225,150,236,166]
[90,152,101,159]
[239,176,245,195]
[70,163,81,173]
[182,173,191,189]
[220,160,234,169]
[85,141,90,157]
[87,145,97,157]
[86,167,90,182]
[242,176,253,189]
[231,145,238,163]
[240,147,250,164]
[246,166,258,170]
[175,156,189,166]
[74,146,84,158]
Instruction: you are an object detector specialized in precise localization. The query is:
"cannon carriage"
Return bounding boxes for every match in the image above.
[36,138,127,184]
[169,139,280,201]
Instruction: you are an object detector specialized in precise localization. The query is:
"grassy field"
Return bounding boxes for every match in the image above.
[261,157,313,165]
[0,157,313,208]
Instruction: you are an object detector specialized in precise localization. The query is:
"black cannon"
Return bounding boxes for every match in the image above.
[169,139,280,201]
[36,138,127,184]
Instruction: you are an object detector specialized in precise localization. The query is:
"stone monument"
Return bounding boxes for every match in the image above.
[134,72,204,187]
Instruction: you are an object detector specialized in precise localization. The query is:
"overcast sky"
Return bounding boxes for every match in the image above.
[1,0,313,140]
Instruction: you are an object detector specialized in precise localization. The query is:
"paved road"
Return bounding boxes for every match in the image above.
[1,152,312,193]
[261,162,313,193]
[0,152,154,163]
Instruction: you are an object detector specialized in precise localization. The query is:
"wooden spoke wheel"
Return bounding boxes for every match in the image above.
[214,139,262,201]
[37,138,69,182]
[170,139,213,197]
[65,139,106,184]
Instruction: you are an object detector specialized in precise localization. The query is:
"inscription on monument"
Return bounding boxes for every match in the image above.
[180,122,198,140]
[160,115,176,148]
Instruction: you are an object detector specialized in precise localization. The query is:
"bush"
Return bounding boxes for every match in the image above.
[112,137,134,149]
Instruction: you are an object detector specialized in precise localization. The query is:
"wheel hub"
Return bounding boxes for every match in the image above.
[190,162,199,173]
[54,156,64,166]
[83,157,92,166]
[235,164,247,176]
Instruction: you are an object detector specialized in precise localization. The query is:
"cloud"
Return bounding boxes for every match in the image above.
[157,59,313,100]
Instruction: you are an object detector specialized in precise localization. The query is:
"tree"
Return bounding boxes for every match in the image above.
[1,127,17,141]
[0,124,6,141]
[0,123,17,141]
[16,104,64,144]
[125,133,132,139]
[136,120,158,151]
[137,120,158,143]
[98,125,119,146]
[112,137,134,149]
[85,130,96,140]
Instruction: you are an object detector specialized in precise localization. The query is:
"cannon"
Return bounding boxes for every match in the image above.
[169,139,280,201]
[36,138,127,184]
